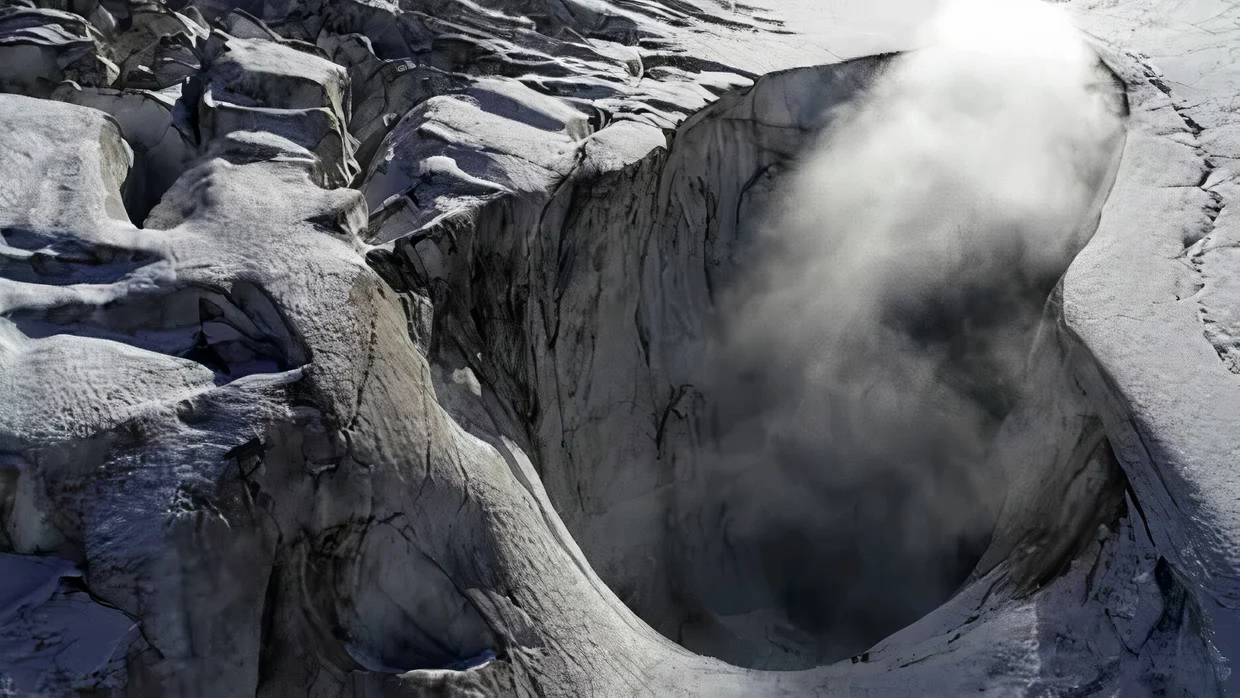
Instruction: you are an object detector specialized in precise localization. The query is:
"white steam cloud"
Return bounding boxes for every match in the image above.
[700,0,1126,659]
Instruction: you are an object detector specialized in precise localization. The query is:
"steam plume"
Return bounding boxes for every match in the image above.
[697,0,1126,660]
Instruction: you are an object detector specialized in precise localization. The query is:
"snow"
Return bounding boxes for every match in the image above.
[0,0,1238,694]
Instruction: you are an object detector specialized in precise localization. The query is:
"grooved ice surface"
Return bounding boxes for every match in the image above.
[0,0,1236,695]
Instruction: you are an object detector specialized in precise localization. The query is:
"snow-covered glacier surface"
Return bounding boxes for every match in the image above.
[0,0,1237,695]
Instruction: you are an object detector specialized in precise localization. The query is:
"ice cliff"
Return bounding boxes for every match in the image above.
[0,0,1238,695]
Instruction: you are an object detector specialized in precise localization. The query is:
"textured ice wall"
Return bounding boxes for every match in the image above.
[0,0,1236,694]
